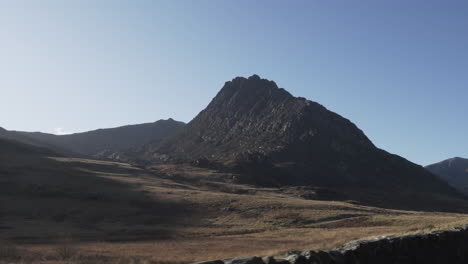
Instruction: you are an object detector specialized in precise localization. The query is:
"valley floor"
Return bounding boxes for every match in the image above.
[2,158,468,264]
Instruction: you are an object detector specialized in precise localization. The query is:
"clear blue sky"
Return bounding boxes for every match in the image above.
[0,0,467,165]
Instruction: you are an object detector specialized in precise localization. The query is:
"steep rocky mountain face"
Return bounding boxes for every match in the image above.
[426,157,468,195]
[0,119,185,160]
[149,75,458,197]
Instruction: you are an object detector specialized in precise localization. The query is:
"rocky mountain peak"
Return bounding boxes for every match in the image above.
[213,75,289,110]
[149,75,456,194]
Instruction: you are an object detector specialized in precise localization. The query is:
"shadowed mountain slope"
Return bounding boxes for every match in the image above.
[149,75,460,198]
[0,119,185,160]
[426,157,468,195]
[0,126,64,152]
[0,137,59,160]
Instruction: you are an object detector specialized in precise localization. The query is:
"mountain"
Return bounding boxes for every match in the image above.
[0,119,185,160]
[149,75,459,197]
[426,157,468,195]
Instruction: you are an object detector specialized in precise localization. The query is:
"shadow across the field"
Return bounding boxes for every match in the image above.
[303,186,468,214]
[0,156,194,243]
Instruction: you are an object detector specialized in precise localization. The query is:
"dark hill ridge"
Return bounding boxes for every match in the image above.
[150,75,458,196]
[0,126,60,150]
[426,157,468,195]
[0,119,185,160]
[0,137,58,159]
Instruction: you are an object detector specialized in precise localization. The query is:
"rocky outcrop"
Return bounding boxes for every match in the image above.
[195,226,468,264]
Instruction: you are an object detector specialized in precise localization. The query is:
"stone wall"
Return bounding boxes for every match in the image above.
[194,226,468,264]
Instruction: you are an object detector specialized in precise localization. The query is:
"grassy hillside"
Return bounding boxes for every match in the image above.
[0,139,191,244]
[2,148,468,263]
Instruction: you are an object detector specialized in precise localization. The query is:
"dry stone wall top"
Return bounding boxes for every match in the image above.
[194,226,468,264]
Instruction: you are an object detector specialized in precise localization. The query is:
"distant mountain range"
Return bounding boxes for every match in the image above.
[0,119,185,161]
[426,157,468,195]
[0,75,463,203]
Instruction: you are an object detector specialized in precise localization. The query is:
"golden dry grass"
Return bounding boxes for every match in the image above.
[3,158,468,264]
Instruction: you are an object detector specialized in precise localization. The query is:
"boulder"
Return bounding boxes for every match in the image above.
[301,251,321,264]
[225,256,265,264]
[328,251,345,264]
[273,258,290,264]
[262,256,276,264]
[317,251,332,264]
[285,254,308,264]
[192,260,224,264]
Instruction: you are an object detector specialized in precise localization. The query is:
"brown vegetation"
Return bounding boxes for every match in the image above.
[2,156,468,263]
